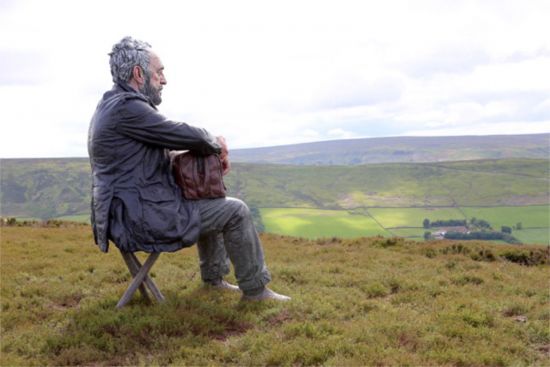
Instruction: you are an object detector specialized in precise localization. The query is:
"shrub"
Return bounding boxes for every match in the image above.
[501,226,512,234]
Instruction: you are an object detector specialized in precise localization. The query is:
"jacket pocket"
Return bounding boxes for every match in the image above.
[138,183,183,243]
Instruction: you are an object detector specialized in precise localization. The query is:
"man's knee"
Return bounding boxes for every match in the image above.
[225,197,252,227]
[227,197,250,215]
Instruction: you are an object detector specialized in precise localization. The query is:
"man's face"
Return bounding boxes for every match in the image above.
[141,51,166,106]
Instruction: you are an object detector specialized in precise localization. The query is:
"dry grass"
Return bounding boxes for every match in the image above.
[1,226,549,366]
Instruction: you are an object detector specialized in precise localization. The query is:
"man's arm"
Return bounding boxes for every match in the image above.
[115,97,221,155]
[216,136,231,175]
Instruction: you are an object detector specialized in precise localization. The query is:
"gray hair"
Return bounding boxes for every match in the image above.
[109,36,152,84]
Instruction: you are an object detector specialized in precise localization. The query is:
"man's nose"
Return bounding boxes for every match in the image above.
[161,75,167,85]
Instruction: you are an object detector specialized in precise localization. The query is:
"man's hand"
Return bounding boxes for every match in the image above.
[216,136,231,175]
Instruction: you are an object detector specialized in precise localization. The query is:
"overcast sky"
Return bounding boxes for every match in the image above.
[1,0,549,158]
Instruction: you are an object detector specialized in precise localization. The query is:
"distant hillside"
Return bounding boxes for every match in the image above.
[1,158,548,220]
[230,133,550,165]
[225,159,549,209]
[1,158,90,219]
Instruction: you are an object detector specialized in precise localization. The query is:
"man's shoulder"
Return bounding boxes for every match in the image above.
[97,88,154,118]
[103,88,148,105]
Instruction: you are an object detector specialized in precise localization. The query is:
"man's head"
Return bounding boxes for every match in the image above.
[109,36,166,105]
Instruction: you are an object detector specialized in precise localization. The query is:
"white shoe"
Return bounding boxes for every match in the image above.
[242,288,291,302]
[205,279,240,292]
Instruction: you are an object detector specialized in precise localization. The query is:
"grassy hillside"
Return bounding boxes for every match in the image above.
[1,226,549,366]
[226,159,549,208]
[2,157,548,243]
[0,158,90,219]
[230,134,550,165]
[2,158,547,218]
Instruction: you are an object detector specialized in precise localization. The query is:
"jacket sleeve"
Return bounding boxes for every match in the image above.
[115,96,221,155]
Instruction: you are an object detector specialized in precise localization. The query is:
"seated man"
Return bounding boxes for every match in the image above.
[88,36,289,302]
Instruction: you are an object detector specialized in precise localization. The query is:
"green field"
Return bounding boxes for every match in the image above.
[260,208,389,238]
[513,228,550,245]
[368,207,466,228]
[461,206,549,228]
[53,214,91,223]
[260,206,550,245]
[386,228,426,239]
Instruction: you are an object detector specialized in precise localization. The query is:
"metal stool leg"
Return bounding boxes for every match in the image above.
[120,252,151,302]
[127,253,165,302]
[117,252,163,309]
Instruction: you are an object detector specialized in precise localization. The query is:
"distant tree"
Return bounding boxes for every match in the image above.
[476,219,491,229]
[444,231,520,244]
[516,222,523,230]
[423,231,431,240]
[501,226,512,234]
[249,206,265,233]
[431,219,466,227]
[423,218,430,229]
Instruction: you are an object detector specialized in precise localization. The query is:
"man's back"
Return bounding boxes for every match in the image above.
[88,83,219,253]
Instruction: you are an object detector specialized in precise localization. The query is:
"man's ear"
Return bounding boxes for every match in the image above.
[131,65,144,85]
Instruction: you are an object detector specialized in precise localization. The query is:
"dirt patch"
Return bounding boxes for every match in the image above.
[209,320,253,341]
[537,344,550,357]
[267,310,292,326]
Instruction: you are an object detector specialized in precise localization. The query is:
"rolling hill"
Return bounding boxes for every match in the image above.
[1,134,548,244]
[1,158,548,220]
[230,133,550,165]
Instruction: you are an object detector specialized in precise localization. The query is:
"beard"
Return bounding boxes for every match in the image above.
[140,73,162,106]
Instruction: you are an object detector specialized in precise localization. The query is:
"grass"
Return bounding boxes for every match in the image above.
[386,227,426,239]
[260,206,549,245]
[4,158,547,221]
[514,228,550,246]
[368,207,466,228]
[1,226,549,366]
[261,208,389,238]
[53,214,91,223]
[461,205,550,229]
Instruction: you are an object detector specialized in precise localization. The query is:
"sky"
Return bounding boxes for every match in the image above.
[1,0,549,158]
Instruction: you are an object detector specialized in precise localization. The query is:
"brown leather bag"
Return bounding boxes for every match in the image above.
[171,151,226,200]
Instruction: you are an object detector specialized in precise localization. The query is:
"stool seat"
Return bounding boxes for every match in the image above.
[117,251,165,309]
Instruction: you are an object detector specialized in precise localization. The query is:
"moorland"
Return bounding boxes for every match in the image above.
[1,225,548,365]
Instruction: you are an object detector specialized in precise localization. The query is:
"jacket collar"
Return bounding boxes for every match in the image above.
[116,81,137,93]
[114,82,157,109]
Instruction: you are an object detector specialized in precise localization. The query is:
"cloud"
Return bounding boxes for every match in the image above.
[404,120,550,137]
[0,50,51,85]
[314,75,403,110]
[327,128,359,140]
[1,0,550,157]
[404,45,492,78]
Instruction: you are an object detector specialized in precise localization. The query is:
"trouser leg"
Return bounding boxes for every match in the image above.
[197,233,230,282]
[197,197,271,293]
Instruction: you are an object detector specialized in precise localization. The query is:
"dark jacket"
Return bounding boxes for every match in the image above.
[88,83,221,253]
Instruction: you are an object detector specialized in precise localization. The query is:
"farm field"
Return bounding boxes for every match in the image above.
[1,226,548,366]
[461,206,549,229]
[367,207,465,228]
[260,206,549,244]
[514,228,550,246]
[260,208,389,238]
[386,227,426,239]
[53,214,90,223]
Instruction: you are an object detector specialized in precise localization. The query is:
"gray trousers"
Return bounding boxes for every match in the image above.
[195,197,271,293]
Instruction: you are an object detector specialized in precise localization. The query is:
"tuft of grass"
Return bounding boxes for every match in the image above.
[1,226,549,366]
